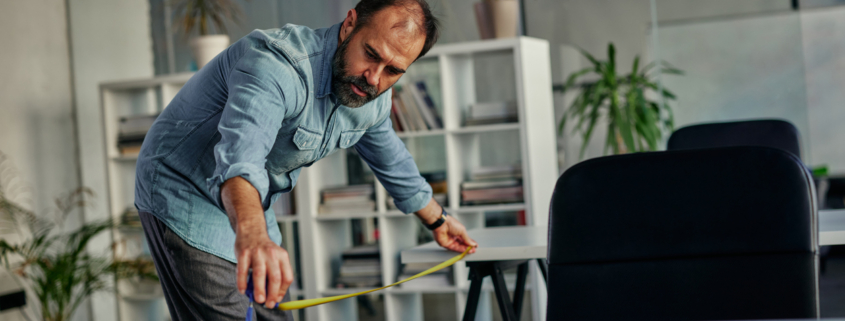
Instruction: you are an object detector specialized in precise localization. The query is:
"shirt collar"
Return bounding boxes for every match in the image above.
[315,22,342,99]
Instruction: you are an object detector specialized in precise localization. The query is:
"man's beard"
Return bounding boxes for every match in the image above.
[331,32,386,108]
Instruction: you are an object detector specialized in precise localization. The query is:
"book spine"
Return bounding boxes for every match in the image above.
[391,97,411,132]
[394,93,417,131]
[401,90,429,131]
[409,84,440,130]
[415,82,443,128]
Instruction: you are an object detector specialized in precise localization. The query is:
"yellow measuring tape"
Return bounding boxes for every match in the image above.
[277,246,473,311]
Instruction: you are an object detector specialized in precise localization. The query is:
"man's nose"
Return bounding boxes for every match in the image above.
[364,67,380,89]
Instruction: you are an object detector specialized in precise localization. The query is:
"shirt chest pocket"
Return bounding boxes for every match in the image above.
[293,126,323,150]
[266,126,323,175]
[339,129,366,149]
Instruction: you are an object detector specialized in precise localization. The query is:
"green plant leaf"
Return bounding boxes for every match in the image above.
[579,48,601,69]
[660,68,684,75]
[608,43,616,78]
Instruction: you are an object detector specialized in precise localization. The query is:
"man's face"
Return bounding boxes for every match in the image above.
[332,6,426,107]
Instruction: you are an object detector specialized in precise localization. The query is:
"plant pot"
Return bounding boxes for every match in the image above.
[190,35,230,69]
[486,0,519,38]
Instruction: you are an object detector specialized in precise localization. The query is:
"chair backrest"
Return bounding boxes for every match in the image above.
[667,119,801,159]
[547,147,818,320]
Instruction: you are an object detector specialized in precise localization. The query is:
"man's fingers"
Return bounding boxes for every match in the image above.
[265,256,282,308]
[237,254,251,294]
[279,253,294,302]
[252,256,267,304]
[458,229,478,253]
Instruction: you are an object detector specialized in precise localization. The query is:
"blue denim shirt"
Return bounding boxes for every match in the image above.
[134,23,432,263]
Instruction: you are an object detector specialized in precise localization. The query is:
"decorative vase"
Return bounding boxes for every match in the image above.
[486,0,519,38]
[190,34,230,69]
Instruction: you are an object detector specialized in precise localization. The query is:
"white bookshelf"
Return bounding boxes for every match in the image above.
[100,72,194,321]
[99,36,556,321]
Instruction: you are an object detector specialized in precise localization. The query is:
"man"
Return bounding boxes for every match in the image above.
[134,0,477,319]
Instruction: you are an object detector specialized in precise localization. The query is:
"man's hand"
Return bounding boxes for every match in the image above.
[432,215,477,253]
[235,227,293,309]
[415,198,478,253]
[222,177,294,308]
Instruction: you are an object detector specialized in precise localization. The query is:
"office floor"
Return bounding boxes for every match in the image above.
[821,245,845,317]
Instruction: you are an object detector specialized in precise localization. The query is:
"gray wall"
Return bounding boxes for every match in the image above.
[0,0,83,320]
[0,0,79,217]
[67,0,155,320]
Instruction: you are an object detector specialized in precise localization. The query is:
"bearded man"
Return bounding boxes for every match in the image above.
[133,0,477,319]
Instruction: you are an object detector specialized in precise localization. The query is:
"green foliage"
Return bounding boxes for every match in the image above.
[0,152,157,321]
[172,0,247,37]
[556,43,683,158]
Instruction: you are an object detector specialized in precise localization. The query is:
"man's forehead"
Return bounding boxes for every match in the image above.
[359,6,425,64]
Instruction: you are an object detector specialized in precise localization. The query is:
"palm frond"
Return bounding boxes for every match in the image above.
[558,43,682,157]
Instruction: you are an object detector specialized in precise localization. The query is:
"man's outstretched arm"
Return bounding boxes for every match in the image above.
[222,177,294,309]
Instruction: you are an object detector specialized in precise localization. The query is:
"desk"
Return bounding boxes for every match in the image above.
[402,226,546,321]
[821,209,845,245]
[401,209,845,321]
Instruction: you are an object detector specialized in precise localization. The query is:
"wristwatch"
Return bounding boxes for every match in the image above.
[425,207,448,230]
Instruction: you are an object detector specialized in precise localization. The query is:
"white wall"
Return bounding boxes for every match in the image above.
[0,0,83,319]
[67,0,155,320]
[800,6,845,173]
[657,12,812,160]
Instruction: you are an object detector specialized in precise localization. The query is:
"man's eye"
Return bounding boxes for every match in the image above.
[366,51,376,59]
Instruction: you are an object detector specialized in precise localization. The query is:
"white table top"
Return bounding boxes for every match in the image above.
[401,209,845,264]
[401,226,547,264]
[820,209,845,246]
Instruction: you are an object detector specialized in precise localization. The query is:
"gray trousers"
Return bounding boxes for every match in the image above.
[139,211,293,321]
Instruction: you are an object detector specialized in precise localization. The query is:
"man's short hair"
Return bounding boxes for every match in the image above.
[353,0,440,60]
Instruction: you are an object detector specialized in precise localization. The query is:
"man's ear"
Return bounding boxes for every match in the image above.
[340,9,358,42]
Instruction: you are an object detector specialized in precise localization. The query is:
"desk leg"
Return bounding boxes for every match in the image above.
[491,264,518,321]
[511,262,529,320]
[463,268,484,321]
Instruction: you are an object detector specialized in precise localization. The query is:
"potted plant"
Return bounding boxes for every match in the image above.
[555,43,683,157]
[0,152,157,321]
[172,0,247,69]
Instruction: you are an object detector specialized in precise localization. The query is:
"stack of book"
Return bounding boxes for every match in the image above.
[318,185,375,215]
[397,262,453,289]
[336,245,381,288]
[390,81,443,132]
[461,165,523,206]
[465,101,518,126]
[117,114,158,155]
[387,171,447,210]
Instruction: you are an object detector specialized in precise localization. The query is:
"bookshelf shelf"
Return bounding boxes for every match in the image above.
[450,122,520,135]
[383,210,409,217]
[321,288,380,296]
[454,203,526,213]
[275,215,299,223]
[314,212,380,220]
[396,129,447,139]
[99,36,556,321]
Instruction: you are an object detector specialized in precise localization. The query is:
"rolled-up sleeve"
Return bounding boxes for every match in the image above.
[205,48,298,209]
[354,93,432,214]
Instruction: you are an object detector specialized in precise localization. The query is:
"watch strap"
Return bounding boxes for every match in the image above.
[425,208,448,230]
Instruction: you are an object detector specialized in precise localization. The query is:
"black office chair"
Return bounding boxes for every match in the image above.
[667,119,801,159]
[547,147,818,320]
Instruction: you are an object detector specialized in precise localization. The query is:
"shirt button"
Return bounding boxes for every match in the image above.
[346,139,350,144]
